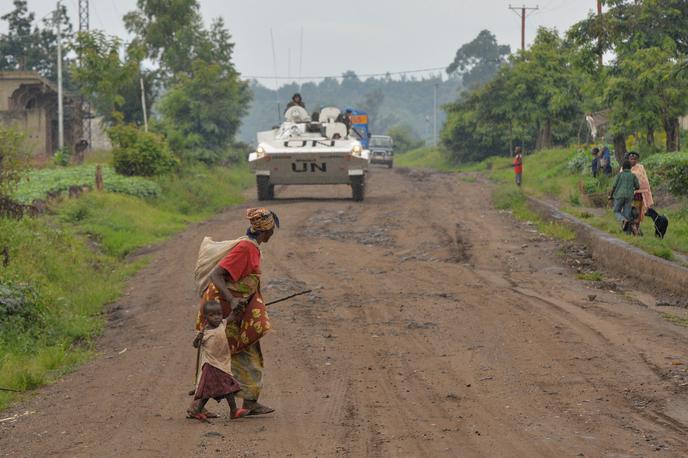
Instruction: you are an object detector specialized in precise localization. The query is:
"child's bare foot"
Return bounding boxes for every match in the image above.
[230,408,250,419]
[186,409,210,423]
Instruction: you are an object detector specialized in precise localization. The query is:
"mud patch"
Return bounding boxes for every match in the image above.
[303,209,394,247]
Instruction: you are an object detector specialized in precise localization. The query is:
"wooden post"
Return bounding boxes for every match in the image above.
[95,165,104,191]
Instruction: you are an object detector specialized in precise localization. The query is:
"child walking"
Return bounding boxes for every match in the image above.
[187,300,249,422]
[609,160,640,233]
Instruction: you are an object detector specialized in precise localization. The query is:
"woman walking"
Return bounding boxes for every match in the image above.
[627,152,654,223]
[198,208,280,416]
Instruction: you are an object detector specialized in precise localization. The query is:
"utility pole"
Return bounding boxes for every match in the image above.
[140,76,148,132]
[79,0,92,151]
[433,83,438,148]
[597,0,603,69]
[55,1,64,151]
[270,28,281,123]
[508,4,539,51]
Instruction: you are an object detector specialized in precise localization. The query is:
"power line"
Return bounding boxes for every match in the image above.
[244,66,447,81]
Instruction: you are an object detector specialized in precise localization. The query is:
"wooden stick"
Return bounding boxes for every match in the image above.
[0,387,20,392]
[265,290,312,306]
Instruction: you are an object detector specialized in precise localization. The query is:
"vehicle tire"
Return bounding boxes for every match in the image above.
[351,175,365,202]
[257,176,272,201]
[387,161,393,169]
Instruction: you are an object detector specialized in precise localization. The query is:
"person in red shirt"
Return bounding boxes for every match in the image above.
[513,146,523,186]
[201,208,279,417]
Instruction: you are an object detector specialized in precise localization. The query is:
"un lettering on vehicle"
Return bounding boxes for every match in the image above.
[292,161,327,173]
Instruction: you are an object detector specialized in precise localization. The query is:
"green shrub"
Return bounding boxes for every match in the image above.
[0,126,28,198]
[53,148,71,166]
[566,150,590,174]
[664,160,688,197]
[643,152,688,197]
[0,282,44,334]
[109,124,177,176]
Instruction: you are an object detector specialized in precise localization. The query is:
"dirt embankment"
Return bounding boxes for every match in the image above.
[3,167,688,457]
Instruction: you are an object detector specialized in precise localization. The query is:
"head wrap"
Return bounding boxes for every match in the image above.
[246,208,279,233]
[628,151,640,158]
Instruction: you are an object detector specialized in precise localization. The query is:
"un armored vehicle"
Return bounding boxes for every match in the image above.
[369,135,394,168]
[248,106,370,201]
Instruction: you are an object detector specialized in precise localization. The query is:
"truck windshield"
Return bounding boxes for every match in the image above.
[370,137,393,147]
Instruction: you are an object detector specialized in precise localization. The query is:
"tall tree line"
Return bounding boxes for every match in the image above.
[0,0,251,165]
[442,0,688,164]
[240,74,461,145]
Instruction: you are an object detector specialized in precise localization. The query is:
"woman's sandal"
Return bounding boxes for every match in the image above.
[186,409,210,423]
[230,408,250,420]
[246,404,275,416]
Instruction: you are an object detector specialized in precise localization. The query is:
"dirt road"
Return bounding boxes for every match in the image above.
[3,167,688,457]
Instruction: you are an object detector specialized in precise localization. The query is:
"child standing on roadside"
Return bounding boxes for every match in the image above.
[609,160,639,233]
[187,300,248,422]
[513,146,523,187]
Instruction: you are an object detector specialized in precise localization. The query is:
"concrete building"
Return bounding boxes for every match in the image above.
[0,71,83,157]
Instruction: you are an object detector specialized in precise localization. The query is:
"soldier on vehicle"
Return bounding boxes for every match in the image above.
[285,93,306,112]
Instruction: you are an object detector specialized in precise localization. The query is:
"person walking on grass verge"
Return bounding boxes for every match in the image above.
[513,146,523,187]
[600,145,612,176]
[188,300,249,422]
[591,147,600,178]
[609,160,639,233]
[197,208,280,417]
[626,151,654,223]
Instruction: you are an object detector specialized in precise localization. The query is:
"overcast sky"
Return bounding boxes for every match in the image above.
[2,0,597,88]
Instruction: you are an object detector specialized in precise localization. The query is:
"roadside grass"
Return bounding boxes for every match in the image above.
[0,216,142,409]
[59,193,189,258]
[153,165,253,216]
[492,187,576,241]
[577,271,604,282]
[459,148,687,261]
[0,163,252,410]
[394,147,460,172]
[660,313,688,327]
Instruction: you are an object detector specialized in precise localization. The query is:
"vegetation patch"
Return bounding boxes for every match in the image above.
[14,165,161,203]
[660,313,688,328]
[577,271,604,282]
[0,164,252,410]
[491,187,576,241]
[395,147,459,172]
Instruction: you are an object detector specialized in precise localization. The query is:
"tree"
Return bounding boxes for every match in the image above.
[386,125,424,153]
[0,0,74,84]
[359,89,384,132]
[605,42,688,152]
[70,32,152,125]
[508,28,583,149]
[446,30,510,88]
[568,0,688,153]
[442,69,522,163]
[159,59,251,164]
[123,0,203,81]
